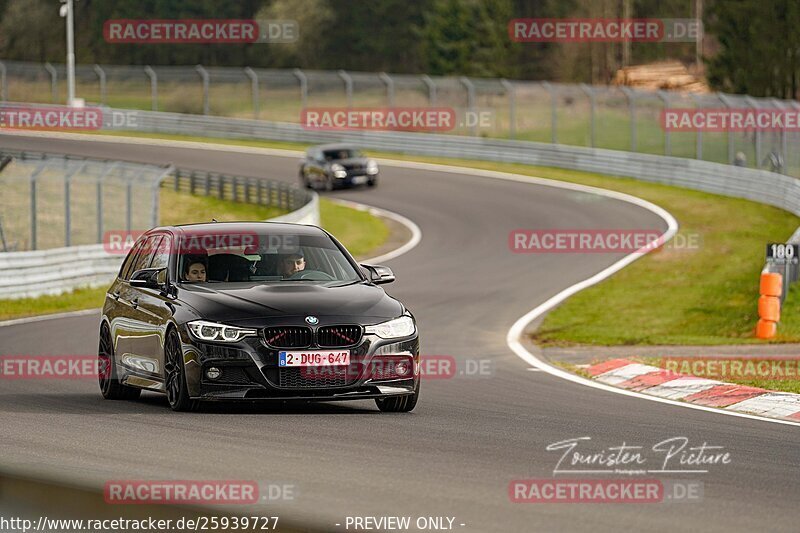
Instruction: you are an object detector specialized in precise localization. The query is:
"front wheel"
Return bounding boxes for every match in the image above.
[375,381,419,412]
[98,325,141,401]
[164,328,197,412]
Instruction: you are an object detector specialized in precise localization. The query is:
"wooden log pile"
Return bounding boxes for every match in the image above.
[612,61,709,93]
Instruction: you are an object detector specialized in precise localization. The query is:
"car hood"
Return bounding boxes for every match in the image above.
[177,282,404,326]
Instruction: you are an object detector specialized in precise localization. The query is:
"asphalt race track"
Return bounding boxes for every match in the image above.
[1,133,798,532]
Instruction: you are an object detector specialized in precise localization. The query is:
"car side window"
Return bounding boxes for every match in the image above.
[129,236,160,276]
[120,239,146,280]
[149,235,171,270]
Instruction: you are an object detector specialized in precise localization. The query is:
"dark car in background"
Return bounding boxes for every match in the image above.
[299,144,379,190]
[98,222,419,412]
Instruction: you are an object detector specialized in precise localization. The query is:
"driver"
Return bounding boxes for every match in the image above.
[183,257,207,282]
[278,250,306,278]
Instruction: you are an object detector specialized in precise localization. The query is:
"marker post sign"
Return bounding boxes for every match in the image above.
[766,243,800,301]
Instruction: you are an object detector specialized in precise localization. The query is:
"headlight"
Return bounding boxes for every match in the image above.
[187,320,257,342]
[330,163,347,178]
[365,316,416,339]
[366,159,379,175]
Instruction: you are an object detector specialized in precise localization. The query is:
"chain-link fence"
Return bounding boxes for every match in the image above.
[0,151,317,253]
[2,59,798,177]
[0,151,170,252]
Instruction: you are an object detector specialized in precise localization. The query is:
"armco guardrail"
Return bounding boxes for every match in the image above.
[0,149,318,299]
[1,59,798,177]
[100,106,800,217]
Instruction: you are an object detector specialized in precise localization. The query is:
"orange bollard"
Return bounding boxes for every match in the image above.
[758,295,781,322]
[755,319,777,339]
[759,272,783,297]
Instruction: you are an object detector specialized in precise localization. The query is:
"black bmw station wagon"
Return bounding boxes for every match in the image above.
[98,222,419,412]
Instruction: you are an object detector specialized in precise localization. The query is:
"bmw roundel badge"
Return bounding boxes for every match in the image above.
[305,316,319,325]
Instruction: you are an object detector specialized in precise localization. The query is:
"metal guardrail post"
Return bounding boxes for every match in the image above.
[244,67,259,119]
[93,64,106,106]
[0,61,7,102]
[620,86,636,152]
[126,176,133,232]
[500,79,515,140]
[152,165,173,230]
[338,70,353,108]
[63,161,87,247]
[718,93,736,164]
[28,162,47,251]
[773,98,788,175]
[459,76,476,136]
[689,94,703,160]
[379,72,394,107]
[745,96,761,166]
[541,81,557,144]
[195,65,210,115]
[144,66,158,111]
[421,75,436,106]
[44,63,58,103]
[293,68,307,109]
[96,166,110,243]
[579,84,595,148]
[657,90,671,156]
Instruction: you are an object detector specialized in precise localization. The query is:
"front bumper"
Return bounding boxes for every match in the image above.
[179,327,419,401]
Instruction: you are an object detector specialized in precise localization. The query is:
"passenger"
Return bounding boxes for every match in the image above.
[278,251,306,278]
[183,260,207,282]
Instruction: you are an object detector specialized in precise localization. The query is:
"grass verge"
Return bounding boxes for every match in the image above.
[52,131,800,344]
[0,188,388,321]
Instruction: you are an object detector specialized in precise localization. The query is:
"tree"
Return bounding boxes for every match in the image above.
[705,0,800,98]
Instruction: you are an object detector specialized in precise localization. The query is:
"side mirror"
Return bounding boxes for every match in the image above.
[130,268,168,291]
[361,264,395,285]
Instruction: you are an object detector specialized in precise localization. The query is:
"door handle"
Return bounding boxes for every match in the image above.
[131,298,139,309]
[112,291,120,300]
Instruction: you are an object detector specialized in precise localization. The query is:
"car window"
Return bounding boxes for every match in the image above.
[119,239,146,280]
[129,236,160,275]
[149,235,171,270]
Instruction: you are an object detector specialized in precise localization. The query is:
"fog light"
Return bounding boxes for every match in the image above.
[395,361,410,377]
[206,367,221,380]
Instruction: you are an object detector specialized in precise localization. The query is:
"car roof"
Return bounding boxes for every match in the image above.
[148,221,327,238]
[311,143,360,152]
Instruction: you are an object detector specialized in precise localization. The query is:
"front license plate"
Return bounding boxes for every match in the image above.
[279,350,351,367]
[352,175,367,184]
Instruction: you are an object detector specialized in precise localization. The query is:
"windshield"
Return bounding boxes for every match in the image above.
[177,231,362,284]
[323,148,363,161]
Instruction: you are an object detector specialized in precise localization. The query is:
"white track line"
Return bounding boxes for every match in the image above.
[5,131,797,427]
[0,308,100,328]
[329,198,422,264]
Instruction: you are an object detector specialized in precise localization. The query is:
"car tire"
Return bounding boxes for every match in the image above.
[164,328,198,412]
[367,177,377,187]
[375,381,419,412]
[98,324,141,401]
